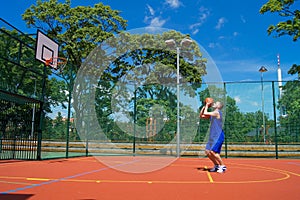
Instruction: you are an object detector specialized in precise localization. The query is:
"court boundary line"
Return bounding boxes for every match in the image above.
[0,161,296,186]
[0,159,140,194]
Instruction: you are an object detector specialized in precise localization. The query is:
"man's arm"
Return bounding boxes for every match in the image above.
[199,106,206,118]
[203,104,219,118]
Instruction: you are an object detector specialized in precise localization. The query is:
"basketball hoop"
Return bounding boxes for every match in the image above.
[45,57,68,72]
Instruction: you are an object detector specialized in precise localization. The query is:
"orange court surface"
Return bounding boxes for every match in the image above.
[0,156,299,200]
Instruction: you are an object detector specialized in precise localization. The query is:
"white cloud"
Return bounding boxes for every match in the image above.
[215,17,227,30]
[149,17,166,27]
[234,96,241,103]
[199,6,210,22]
[146,4,155,16]
[189,22,201,35]
[191,29,199,35]
[218,35,226,40]
[240,15,246,23]
[165,0,181,9]
[47,105,68,119]
[251,101,259,107]
[208,42,220,49]
[233,32,239,37]
[189,22,201,30]
[144,4,167,28]
[189,6,210,35]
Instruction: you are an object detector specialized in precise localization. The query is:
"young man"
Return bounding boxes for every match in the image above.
[200,101,226,173]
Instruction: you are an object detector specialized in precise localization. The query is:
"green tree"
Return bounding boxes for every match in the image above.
[260,0,300,41]
[22,0,127,74]
[89,31,207,142]
[223,96,247,143]
[0,29,41,96]
[243,112,260,142]
[22,0,128,140]
[260,0,300,143]
[43,112,67,140]
[287,64,300,79]
[260,0,300,76]
[277,80,300,142]
[0,27,68,139]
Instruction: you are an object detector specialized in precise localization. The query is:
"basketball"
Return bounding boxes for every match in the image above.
[205,97,214,107]
[200,114,210,119]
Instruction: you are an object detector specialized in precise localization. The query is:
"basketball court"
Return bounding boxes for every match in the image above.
[1,17,300,200]
[0,156,299,199]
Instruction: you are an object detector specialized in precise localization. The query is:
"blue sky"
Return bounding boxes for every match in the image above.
[1,0,299,82]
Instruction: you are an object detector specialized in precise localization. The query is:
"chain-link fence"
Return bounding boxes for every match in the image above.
[1,18,299,160]
[41,80,300,159]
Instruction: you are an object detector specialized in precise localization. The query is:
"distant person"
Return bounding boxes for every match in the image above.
[200,100,226,173]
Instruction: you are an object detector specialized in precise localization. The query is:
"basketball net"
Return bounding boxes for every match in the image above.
[45,57,68,73]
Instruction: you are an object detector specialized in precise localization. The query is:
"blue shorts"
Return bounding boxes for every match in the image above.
[206,130,224,154]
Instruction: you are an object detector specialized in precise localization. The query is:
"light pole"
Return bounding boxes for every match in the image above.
[165,38,193,157]
[259,66,267,143]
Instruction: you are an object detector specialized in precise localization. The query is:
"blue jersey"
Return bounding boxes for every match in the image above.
[206,110,225,153]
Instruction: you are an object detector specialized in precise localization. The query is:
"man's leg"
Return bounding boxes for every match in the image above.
[206,150,218,165]
[210,151,226,173]
[211,152,224,166]
[205,150,220,172]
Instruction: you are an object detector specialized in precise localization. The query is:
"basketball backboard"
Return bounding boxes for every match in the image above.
[35,30,59,69]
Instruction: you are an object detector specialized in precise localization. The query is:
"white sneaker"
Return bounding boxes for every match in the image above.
[217,165,227,173]
[209,165,219,172]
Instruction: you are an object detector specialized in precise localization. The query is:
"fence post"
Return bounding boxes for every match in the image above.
[224,82,228,158]
[133,85,137,156]
[37,65,47,160]
[272,81,278,159]
[65,89,71,158]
